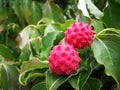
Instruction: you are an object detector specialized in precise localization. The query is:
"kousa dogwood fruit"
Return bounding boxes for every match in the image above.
[48,43,80,75]
[64,22,94,49]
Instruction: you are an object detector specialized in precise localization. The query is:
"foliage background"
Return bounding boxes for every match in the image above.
[0,0,120,90]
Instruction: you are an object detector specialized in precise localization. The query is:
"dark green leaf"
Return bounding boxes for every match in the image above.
[0,0,6,23]
[101,0,120,29]
[82,78,102,90]
[0,44,14,60]
[12,0,25,27]
[46,71,67,90]
[21,0,42,24]
[69,60,99,90]
[31,82,47,90]
[43,1,64,22]
[1,64,19,90]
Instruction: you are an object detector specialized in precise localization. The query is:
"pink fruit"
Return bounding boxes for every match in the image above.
[64,22,94,49]
[48,43,80,75]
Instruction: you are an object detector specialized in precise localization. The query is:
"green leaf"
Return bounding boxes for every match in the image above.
[92,28,120,84]
[46,66,88,90]
[61,19,75,31]
[21,0,42,24]
[46,71,70,90]
[19,25,40,49]
[77,0,103,19]
[12,0,25,27]
[69,60,99,90]
[1,64,19,90]
[101,0,120,29]
[77,0,90,18]
[91,19,104,33]
[0,44,14,60]
[86,0,103,19]
[113,0,120,4]
[43,1,64,22]
[40,31,64,60]
[0,0,6,23]
[19,43,32,62]
[82,78,102,90]
[44,23,61,36]
[19,58,48,85]
[30,37,41,55]
[31,82,47,90]
[20,58,48,73]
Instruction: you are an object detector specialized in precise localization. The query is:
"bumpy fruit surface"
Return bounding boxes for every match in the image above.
[64,22,94,49]
[48,43,80,75]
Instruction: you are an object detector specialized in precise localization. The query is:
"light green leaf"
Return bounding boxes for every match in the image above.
[82,78,102,90]
[101,0,120,29]
[19,25,40,49]
[92,28,120,84]
[44,23,61,36]
[86,0,103,19]
[61,19,75,31]
[20,58,48,73]
[1,64,19,90]
[31,82,47,90]
[19,43,32,62]
[77,0,90,18]
[77,0,103,19]
[43,1,64,22]
[91,19,104,33]
[19,58,49,85]
[0,44,14,60]
[40,31,64,60]
[30,37,41,55]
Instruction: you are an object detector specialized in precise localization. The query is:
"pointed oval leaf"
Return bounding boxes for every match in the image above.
[19,25,40,49]
[46,71,68,90]
[101,0,120,29]
[77,0,90,18]
[21,0,42,24]
[91,19,104,33]
[69,60,99,90]
[82,78,102,90]
[19,58,49,85]
[0,44,14,60]
[12,0,25,27]
[1,64,19,90]
[43,1,64,22]
[86,0,103,19]
[40,31,64,60]
[31,82,47,90]
[92,29,120,84]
